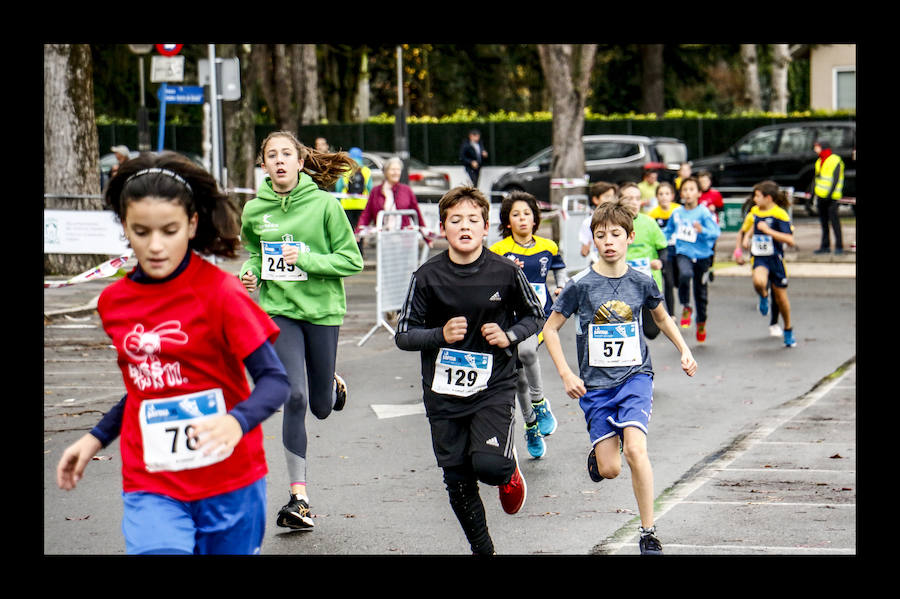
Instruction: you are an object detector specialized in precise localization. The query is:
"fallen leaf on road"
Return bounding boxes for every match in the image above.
[829,453,843,459]
[65,515,91,521]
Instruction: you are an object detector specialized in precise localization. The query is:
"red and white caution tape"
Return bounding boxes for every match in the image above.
[44,251,134,288]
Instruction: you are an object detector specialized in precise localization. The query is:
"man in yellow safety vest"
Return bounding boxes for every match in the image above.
[812,140,844,255]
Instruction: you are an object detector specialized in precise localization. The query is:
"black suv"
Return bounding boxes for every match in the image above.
[491,135,688,205]
[690,121,855,215]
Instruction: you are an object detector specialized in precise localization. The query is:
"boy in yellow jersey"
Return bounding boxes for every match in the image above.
[733,180,797,347]
[490,192,567,459]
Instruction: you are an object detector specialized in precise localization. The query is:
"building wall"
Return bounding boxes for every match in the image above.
[810,44,856,111]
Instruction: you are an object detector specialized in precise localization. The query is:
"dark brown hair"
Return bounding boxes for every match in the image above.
[498,191,540,237]
[439,186,490,225]
[590,197,634,236]
[104,151,241,258]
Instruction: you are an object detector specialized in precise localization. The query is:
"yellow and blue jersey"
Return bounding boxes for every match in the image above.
[740,205,794,260]
[489,235,566,316]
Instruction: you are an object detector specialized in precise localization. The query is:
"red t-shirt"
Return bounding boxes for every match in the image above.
[98,253,280,501]
[699,189,724,223]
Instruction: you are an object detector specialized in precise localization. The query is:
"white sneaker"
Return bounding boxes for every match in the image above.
[769,324,783,337]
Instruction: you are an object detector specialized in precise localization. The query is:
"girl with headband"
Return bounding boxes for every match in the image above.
[56,152,290,554]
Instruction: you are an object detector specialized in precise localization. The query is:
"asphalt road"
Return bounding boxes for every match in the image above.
[43,217,857,556]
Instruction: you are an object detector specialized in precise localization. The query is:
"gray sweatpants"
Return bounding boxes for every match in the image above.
[515,333,542,424]
[271,315,340,487]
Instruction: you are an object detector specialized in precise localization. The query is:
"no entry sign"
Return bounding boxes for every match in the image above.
[155,44,183,56]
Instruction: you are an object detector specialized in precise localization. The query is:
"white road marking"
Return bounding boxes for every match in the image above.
[371,403,426,419]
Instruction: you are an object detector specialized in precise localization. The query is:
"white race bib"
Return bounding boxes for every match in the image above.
[627,257,652,278]
[261,240,308,281]
[751,234,774,256]
[139,389,232,473]
[588,322,641,367]
[675,222,698,243]
[531,282,547,306]
[432,348,493,397]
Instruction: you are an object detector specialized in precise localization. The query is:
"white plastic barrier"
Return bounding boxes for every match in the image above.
[559,194,592,274]
[357,210,424,346]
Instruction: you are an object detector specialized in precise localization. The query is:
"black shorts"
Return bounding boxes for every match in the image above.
[429,403,516,468]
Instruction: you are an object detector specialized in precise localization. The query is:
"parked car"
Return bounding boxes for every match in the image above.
[491,135,688,207]
[361,151,450,203]
[689,121,855,215]
[100,150,207,189]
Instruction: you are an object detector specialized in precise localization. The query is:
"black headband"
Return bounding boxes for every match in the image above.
[125,167,194,196]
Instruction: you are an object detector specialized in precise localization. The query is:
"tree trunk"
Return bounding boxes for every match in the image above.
[771,43,791,114]
[741,44,762,111]
[295,44,320,125]
[222,44,259,195]
[273,44,297,132]
[639,44,665,115]
[44,43,107,276]
[354,48,370,123]
[537,44,597,244]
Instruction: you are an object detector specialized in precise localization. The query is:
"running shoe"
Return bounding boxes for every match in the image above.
[696,322,706,343]
[587,446,604,482]
[524,422,545,459]
[769,324,783,337]
[333,374,348,411]
[276,494,315,530]
[498,448,527,514]
[680,306,692,328]
[639,526,663,555]
[783,328,797,348]
[758,294,769,316]
[532,397,558,436]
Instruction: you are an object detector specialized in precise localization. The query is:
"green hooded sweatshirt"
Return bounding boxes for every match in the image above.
[627,212,668,291]
[240,172,364,325]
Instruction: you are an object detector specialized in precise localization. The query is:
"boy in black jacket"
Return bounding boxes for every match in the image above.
[395,186,545,555]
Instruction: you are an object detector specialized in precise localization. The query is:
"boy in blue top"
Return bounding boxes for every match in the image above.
[542,198,697,556]
[662,176,721,342]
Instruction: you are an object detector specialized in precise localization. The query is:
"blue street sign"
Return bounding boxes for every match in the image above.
[157,85,205,104]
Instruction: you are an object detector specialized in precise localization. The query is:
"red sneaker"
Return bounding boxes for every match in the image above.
[696,322,706,343]
[498,449,527,514]
[680,306,692,328]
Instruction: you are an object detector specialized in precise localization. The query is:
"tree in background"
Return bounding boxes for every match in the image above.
[44,44,106,276]
[537,44,597,243]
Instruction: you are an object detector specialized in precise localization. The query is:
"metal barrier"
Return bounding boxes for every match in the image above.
[559,194,592,274]
[357,210,424,347]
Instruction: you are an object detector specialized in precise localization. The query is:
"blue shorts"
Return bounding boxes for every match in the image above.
[121,477,266,555]
[752,255,788,288]
[579,374,653,446]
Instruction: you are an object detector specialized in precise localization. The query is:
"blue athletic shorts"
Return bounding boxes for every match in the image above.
[752,255,788,288]
[579,373,653,446]
[121,477,266,555]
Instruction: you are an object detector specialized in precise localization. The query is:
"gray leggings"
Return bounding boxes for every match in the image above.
[515,334,542,423]
[271,316,340,486]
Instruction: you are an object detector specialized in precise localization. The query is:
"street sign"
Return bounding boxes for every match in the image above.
[158,85,204,104]
[155,43,183,56]
[198,58,241,101]
[150,55,185,82]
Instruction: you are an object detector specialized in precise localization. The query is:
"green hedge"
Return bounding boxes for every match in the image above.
[98,113,855,167]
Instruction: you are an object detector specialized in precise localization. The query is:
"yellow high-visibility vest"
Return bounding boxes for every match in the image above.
[814,153,844,200]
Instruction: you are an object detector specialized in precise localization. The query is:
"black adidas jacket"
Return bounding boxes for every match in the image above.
[395,248,545,418]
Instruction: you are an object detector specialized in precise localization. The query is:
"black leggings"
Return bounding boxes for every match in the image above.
[443,454,514,555]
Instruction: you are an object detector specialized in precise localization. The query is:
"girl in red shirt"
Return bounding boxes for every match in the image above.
[56,153,289,555]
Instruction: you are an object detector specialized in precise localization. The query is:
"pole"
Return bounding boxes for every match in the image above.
[157,83,168,151]
[394,46,409,184]
[207,44,222,188]
[137,56,151,151]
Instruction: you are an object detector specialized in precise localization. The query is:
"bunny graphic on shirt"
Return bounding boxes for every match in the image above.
[123,321,189,391]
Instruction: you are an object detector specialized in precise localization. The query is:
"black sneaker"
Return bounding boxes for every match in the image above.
[333,374,348,411]
[639,527,663,555]
[587,446,604,482]
[276,494,315,530]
